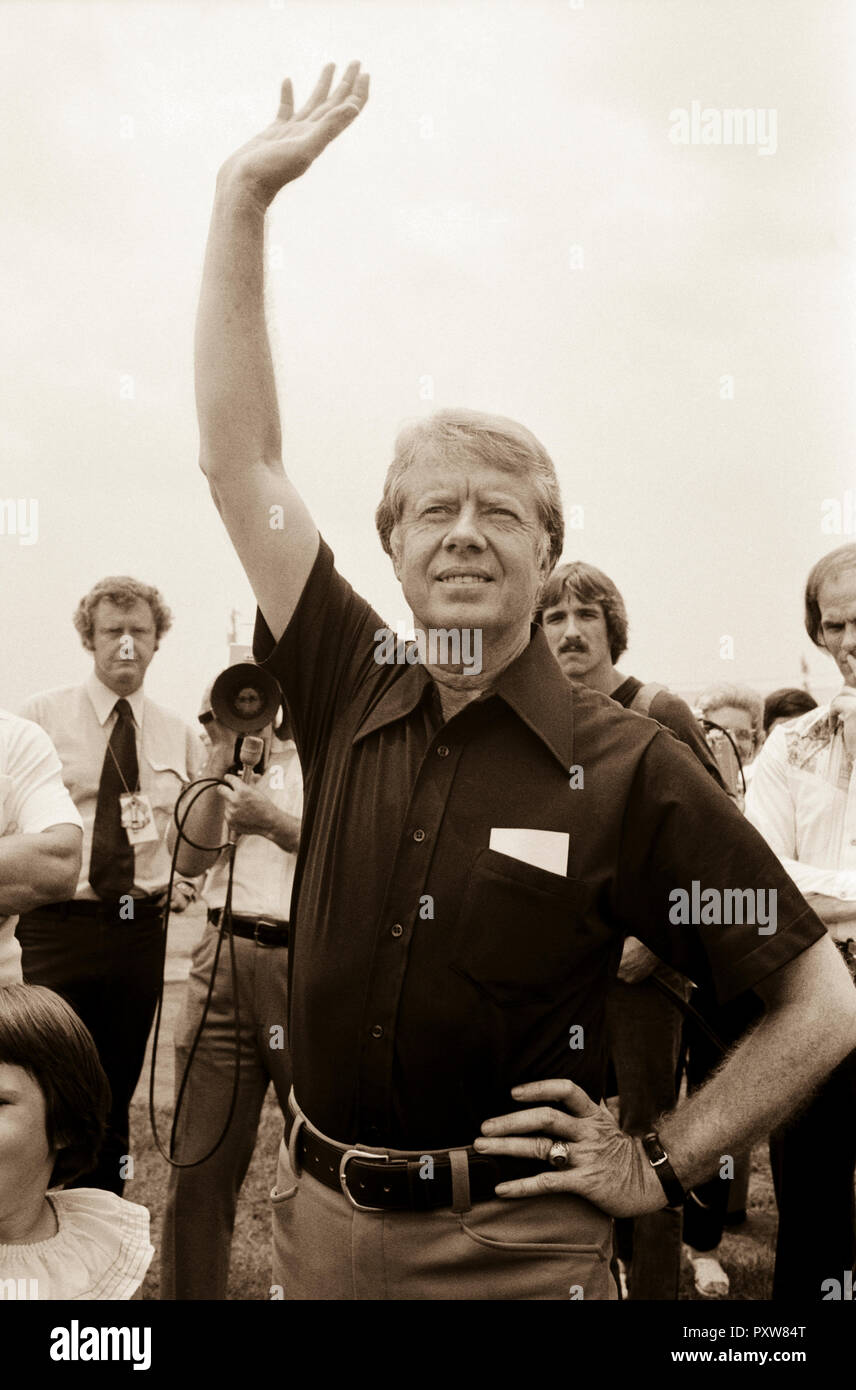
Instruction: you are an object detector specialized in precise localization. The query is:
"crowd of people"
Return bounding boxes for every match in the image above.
[1,62,855,1303]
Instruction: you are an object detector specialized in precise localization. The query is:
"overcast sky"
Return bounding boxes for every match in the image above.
[1,0,853,719]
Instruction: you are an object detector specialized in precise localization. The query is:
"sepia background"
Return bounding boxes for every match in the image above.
[1,0,853,714]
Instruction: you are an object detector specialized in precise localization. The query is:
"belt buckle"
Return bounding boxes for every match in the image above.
[253,917,278,946]
[339,1148,390,1212]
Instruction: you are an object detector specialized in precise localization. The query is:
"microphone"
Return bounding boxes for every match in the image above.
[238,735,265,783]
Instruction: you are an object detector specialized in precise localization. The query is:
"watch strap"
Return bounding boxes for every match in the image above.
[641,1130,686,1207]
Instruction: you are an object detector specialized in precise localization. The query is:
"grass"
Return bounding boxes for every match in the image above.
[128,1089,284,1301]
[678,1149,778,1301]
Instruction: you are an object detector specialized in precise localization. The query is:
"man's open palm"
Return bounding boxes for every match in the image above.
[225,62,370,207]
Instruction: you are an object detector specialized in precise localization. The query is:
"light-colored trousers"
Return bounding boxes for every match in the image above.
[160,923,291,1300]
[271,1095,617,1301]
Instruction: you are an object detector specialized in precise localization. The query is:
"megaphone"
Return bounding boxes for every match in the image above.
[210,662,282,734]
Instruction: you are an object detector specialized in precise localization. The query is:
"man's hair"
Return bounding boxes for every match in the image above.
[696,683,764,742]
[73,576,173,651]
[762,687,818,734]
[0,984,110,1187]
[374,408,564,574]
[533,561,629,663]
[804,542,856,648]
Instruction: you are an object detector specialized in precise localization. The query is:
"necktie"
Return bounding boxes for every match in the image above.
[89,698,139,899]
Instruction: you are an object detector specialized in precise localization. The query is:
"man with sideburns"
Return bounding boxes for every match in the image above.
[195,62,856,1299]
[535,560,719,1300]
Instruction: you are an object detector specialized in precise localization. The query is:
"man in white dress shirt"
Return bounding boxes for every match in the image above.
[0,710,83,986]
[159,682,302,1299]
[16,576,206,1194]
[746,541,856,1300]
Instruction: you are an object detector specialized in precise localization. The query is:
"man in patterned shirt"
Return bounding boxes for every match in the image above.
[747,541,856,1300]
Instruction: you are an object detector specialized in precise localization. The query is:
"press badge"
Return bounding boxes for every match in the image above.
[119,793,158,844]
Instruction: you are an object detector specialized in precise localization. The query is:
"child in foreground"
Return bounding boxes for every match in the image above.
[0,983,153,1299]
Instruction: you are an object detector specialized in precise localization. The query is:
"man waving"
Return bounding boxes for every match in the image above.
[196,64,856,1300]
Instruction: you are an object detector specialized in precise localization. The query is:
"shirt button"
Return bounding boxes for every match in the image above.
[391,923,403,938]
[436,744,450,757]
[371,1024,384,1039]
[413,828,426,842]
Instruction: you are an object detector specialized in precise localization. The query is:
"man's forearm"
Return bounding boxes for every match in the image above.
[0,830,81,913]
[170,761,230,877]
[196,174,282,477]
[659,942,856,1191]
[262,809,300,855]
[779,856,856,905]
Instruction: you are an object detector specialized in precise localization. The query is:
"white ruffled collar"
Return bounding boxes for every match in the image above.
[0,1188,153,1300]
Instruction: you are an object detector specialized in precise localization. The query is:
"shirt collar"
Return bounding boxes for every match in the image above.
[492,625,575,772]
[86,671,145,728]
[353,626,574,772]
[353,663,433,744]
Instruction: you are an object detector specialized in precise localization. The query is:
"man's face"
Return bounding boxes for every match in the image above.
[233,686,265,720]
[91,598,158,695]
[389,455,547,646]
[704,704,757,763]
[817,565,856,688]
[540,590,613,685]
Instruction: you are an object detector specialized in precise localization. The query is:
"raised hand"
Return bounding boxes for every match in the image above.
[830,680,856,758]
[222,61,370,208]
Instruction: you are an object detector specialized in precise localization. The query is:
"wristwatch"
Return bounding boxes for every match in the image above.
[641,1130,686,1208]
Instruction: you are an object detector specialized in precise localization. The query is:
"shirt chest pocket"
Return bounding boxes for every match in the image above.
[143,758,188,817]
[450,847,605,1006]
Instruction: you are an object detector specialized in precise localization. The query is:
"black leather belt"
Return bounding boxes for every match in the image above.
[284,1106,543,1212]
[208,908,289,947]
[36,896,165,921]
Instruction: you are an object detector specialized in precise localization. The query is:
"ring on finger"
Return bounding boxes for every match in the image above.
[547,1140,571,1169]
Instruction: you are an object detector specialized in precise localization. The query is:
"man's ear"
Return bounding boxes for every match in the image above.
[535,529,553,580]
[389,529,403,583]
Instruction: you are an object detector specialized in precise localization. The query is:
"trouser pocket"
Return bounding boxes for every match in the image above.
[456,1192,616,1300]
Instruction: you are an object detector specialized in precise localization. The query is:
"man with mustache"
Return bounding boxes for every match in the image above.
[536,561,722,1299]
[194,62,856,1300]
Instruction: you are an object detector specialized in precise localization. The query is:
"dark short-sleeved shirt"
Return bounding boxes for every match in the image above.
[611,676,723,786]
[610,675,722,991]
[254,539,825,1150]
